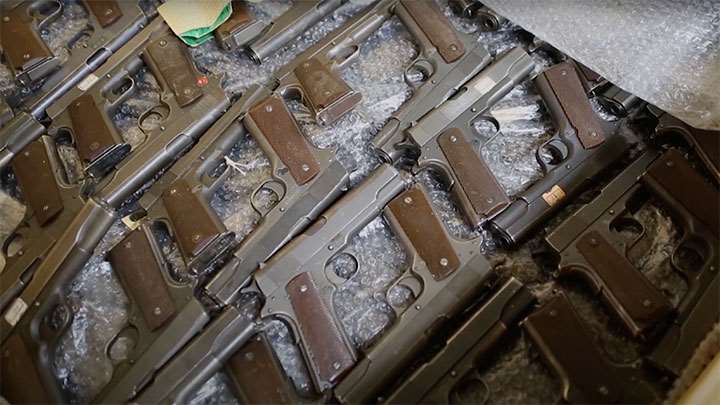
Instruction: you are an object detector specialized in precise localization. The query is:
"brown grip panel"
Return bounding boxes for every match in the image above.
[685,128,720,181]
[387,186,459,281]
[294,57,361,126]
[68,93,117,162]
[84,0,123,28]
[286,272,354,388]
[0,6,53,71]
[162,179,224,261]
[400,0,465,63]
[12,140,63,226]
[523,294,649,404]
[226,333,297,404]
[575,230,672,335]
[644,149,719,237]
[246,96,320,185]
[108,228,175,330]
[0,334,51,404]
[218,1,254,35]
[144,34,203,107]
[438,128,509,218]
[543,62,605,149]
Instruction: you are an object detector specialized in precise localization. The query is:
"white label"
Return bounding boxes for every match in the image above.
[77,73,99,91]
[4,298,28,326]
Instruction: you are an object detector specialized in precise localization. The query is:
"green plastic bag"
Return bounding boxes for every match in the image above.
[177,2,233,47]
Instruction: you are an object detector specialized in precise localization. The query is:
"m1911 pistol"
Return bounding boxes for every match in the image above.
[376,47,535,226]
[216,0,347,64]
[489,61,638,246]
[546,148,718,375]
[383,277,535,404]
[523,293,657,404]
[0,0,149,169]
[545,151,674,338]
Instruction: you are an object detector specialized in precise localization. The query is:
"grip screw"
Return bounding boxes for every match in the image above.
[265,105,273,113]
[302,164,310,172]
[300,285,308,293]
[450,370,457,377]
[23,53,30,60]
[642,299,652,308]
[153,307,162,315]
[666,161,674,167]
[598,386,609,396]
[440,257,449,267]
[404,196,413,204]
[192,234,201,242]
[183,87,193,96]
[450,135,457,143]
[245,352,255,361]
[549,309,557,317]
[560,70,567,76]
[450,44,458,52]
[2,17,9,22]
[589,238,598,247]
[42,205,49,211]
[590,131,598,137]
[159,39,167,47]
[104,8,113,16]
[333,362,341,370]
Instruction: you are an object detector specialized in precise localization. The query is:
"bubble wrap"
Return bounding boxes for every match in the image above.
[0,0,701,403]
[483,0,720,130]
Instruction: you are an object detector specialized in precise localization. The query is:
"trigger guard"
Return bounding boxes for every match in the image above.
[396,275,423,297]
[403,59,435,87]
[536,138,569,171]
[250,180,285,216]
[138,102,170,133]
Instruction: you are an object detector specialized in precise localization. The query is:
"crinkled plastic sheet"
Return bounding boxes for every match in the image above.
[0,0,694,403]
[483,0,720,130]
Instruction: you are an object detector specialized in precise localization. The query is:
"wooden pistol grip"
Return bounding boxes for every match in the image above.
[12,140,63,226]
[144,34,203,107]
[84,0,123,28]
[523,294,630,404]
[0,334,51,404]
[538,62,605,149]
[643,149,719,237]
[286,272,354,390]
[0,6,53,72]
[108,227,175,330]
[294,57,361,126]
[246,95,320,185]
[226,333,298,404]
[400,0,465,63]
[386,185,459,281]
[68,93,118,162]
[574,230,672,336]
[438,128,509,222]
[161,179,224,261]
